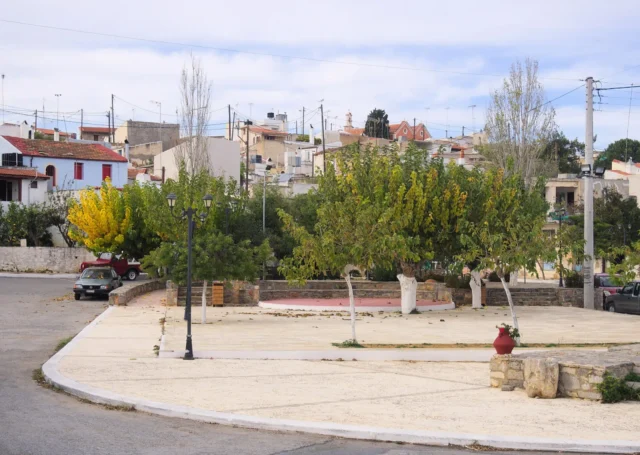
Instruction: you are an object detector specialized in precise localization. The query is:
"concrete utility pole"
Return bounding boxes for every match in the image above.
[80,108,83,134]
[583,76,595,310]
[55,94,62,130]
[111,94,115,143]
[320,102,326,173]
[413,118,416,141]
[469,104,477,133]
[1,74,4,123]
[34,110,37,135]
[245,120,252,191]
[301,107,305,136]
[228,105,231,140]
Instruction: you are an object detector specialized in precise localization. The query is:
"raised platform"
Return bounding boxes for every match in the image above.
[258,298,455,312]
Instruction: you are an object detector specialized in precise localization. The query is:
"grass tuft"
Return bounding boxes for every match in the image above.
[54,336,74,353]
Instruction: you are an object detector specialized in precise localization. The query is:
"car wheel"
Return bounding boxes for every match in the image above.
[126,269,138,281]
[608,303,616,313]
[74,293,81,301]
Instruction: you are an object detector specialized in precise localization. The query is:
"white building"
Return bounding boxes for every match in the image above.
[0,121,34,139]
[0,167,49,209]
[153,137,240,182]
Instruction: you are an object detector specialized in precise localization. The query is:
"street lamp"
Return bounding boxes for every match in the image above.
[166,192,213,360]
[551,207,567,287]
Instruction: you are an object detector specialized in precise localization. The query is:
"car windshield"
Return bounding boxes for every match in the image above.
[81,269,110,280]
[600,277,614,287]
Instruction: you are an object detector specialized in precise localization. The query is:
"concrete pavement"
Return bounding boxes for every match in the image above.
[3,277,568,455]
[44,291,640,453]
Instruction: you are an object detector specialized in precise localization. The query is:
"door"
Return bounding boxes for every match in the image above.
[616,284,634,313]
[102,164,112,182]
[633,283,640,315]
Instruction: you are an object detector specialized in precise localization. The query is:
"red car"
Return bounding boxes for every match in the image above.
[80,253,141,281]
[594,273,620,308]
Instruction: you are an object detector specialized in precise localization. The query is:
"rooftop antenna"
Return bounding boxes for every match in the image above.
[468,105,477,133]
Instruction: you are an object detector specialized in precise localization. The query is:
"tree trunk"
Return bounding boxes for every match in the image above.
[536,259,546,280]
[343,266,358,342]
[470,270,482,309]
[499,277,521,346]
[201,280,207,324]
[509,270,518,287]
[397,274,417,314]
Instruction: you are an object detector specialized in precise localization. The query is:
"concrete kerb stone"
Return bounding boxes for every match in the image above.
[258,301,455,312]
[42,307,640,453]
[109,278,165,306]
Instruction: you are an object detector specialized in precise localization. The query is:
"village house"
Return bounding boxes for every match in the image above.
[79,126,113,142]
[0,135,128,191]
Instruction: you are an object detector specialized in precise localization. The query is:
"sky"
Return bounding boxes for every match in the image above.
[1,0,640,149]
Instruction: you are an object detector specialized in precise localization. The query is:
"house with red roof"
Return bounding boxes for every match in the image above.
[389,120,431,141]
[79,126,114,142]
[0,135,128,192]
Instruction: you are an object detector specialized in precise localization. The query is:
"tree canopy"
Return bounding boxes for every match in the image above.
[542,131,584,175]
[595,138,640,170]
[364,108,390,139]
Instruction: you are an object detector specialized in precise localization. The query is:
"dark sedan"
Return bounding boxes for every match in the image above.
[73,267,122,300]
[604,281,640,314]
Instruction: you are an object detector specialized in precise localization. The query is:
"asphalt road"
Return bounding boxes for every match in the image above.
[0,277,596,455]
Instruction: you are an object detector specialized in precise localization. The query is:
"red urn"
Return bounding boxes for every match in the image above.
[493,327,515,355]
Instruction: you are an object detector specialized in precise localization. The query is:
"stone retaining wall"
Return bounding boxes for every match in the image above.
[486,287,603,309]
[109,279,166,306]
[173,281,260,307]
[490,348,640,401]
[0,247,95,273]
[259,280,450,302]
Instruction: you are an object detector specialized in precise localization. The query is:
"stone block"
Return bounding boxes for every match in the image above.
[577,390,601,400]
[490,378,501,388]
[490,371,505,379]
[508,361,523,371]
[507,370,524,380]
[559,372,581,393]
[524,357,559,399]
[589,375,604,384]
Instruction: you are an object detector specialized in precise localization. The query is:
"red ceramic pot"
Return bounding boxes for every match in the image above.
[493,327,515,355]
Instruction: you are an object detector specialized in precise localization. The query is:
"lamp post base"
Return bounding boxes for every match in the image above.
[184,336,194,360]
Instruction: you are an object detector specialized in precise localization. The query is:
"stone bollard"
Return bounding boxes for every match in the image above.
[524,357,559,398]
[166,280,178,306]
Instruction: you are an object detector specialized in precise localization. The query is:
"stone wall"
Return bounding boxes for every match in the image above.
[0,247,95,273]
[259,280,451,302]
[109,279,166,306]
[486,287,603,309]
[174,281,260,307]
[490,349,640,401]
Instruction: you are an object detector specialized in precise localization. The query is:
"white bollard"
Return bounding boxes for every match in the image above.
[201,280,207,324]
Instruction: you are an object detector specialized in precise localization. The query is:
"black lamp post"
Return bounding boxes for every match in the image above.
[167,192,213,360]
[552,207,567,287]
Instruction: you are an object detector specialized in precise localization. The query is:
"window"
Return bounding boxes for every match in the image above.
[403,128,407,133]
[265,135,276,140]
[420,131,424,137]
[30,181,38,189]
[2,153,23,167]
[634,283,640,297]
[74,162,84,180]
[102,164,112,181]
[621,284,634,295]
[93,135,99,141]
[543,262,555,271]
[0,180,13,201]
[45,165,56,187]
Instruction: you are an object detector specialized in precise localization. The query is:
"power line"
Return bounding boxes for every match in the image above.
[0,18,584,82]
[525,84,584,113]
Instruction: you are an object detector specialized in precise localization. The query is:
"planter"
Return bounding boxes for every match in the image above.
[493,327,516,355]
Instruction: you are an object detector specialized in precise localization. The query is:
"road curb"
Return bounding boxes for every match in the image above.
[0,272,78,279]
[43,307,640,454]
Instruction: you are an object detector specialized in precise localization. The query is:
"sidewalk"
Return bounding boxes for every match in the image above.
[43,291,640,453]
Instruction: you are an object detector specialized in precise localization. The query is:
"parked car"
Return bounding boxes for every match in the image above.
[604,281,640,314]
[594,273,620,309]
[73,267,122,300]
[80,252,141,281]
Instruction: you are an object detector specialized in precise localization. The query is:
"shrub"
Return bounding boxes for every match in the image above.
[488,271,510,282]
[422,271,445,283]
[597,372,639,403]
[564,271,584,288]
[444,274,471,289]
[369,265,398,282]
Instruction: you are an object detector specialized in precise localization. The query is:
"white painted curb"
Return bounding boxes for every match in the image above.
[0,272,78,279]
[43,307,640,454]
[258,301,455,312]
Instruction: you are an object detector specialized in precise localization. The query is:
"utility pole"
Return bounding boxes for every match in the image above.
[228,104,231,140]
[445,107,450,138]
[469,105,477,133]
[584,76,595,310]
[462,126,465,136]
[320,102,326,173]
[55,94,62,130]
[296,120,298,135]
[107,112,111,141]
[1,74,4,123]
[80,108,83,135]
[245,120,252,191]
[302,107,305,136]
[413,118,416,141]
[111,94,115,143]
[34,110,37,135]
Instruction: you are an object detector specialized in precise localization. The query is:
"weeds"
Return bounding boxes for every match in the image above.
[332,339,365,348]
[54,336,74,353]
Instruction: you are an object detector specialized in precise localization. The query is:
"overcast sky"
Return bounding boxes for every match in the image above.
[1,0,639,148]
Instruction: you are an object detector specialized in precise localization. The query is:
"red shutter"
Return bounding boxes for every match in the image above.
[74,162,84,180]
[102,164,112,181]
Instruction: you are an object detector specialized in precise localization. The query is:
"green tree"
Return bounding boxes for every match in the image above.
[595,139,640,170]
[47,180,76,247]
[542,131,584,175]
[364,108,390,139]
[0,202,54,246]
[278,144,403,342]
[459,168,549,343]
[389,145,468,312]
[120,182,162,260]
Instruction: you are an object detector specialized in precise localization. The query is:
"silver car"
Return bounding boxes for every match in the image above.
[605,281,640,314]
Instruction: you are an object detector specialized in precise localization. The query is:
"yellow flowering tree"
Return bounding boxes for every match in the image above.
[68,179,131,254]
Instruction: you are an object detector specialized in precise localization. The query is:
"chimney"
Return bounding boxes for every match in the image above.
[53,128,60,142]
[124,139,130,163]
[309,124,314,144]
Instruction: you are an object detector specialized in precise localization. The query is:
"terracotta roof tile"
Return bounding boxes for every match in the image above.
[36,128,73,137]
[0,167,49,179]
[127,167,162,181]
[249,126,288,136]
[610,169,631,175]
[2,136,128,163]
[343,127,365,136]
